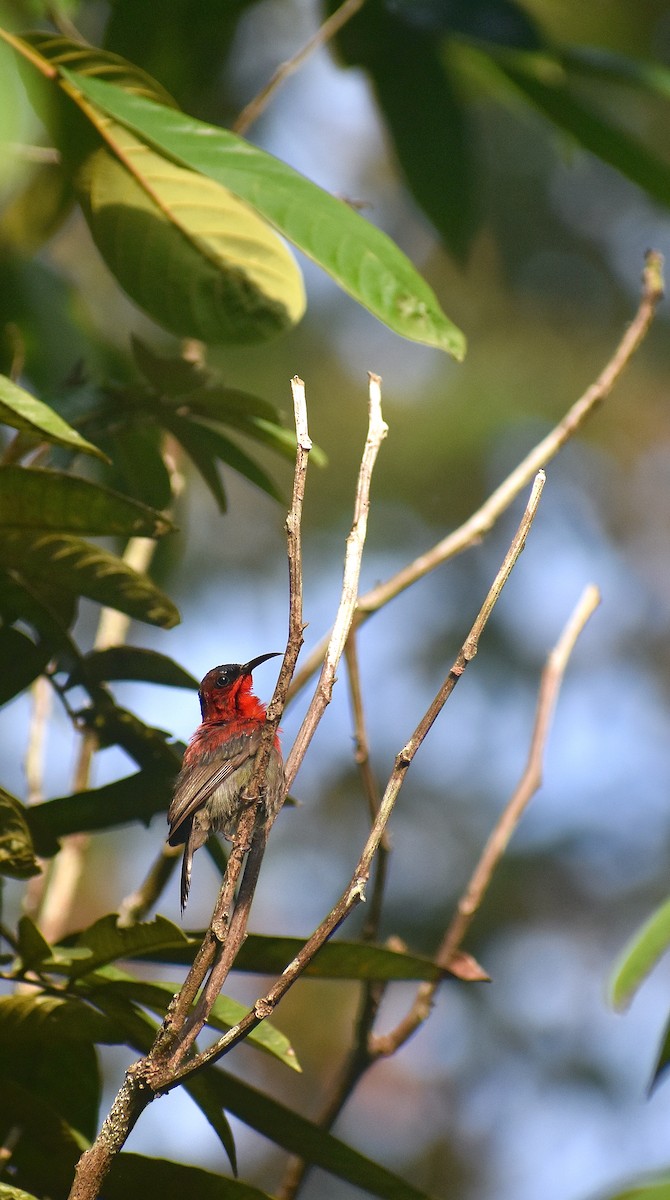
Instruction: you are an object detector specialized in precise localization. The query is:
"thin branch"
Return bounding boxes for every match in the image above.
[67,375,313,1200]
[233,0,366,136]
[285,373,388,792]
[288,252,663,701]
[168,473,545,1089]
[370,582,601,1060]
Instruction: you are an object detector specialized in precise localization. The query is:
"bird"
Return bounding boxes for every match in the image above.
[167,652,284,911]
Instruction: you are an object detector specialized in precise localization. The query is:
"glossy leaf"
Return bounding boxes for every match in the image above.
[0,466,172,536]
[104,1154,271,1200]
[0,993,118,1043]
[610,896,670,1010]
[0,790,40,880]
[75,136,306,344]
[61,72,466,358]
[0,532,179,628]
[26,766,176,855]
[0,373,104,460]
[67,646,198,690]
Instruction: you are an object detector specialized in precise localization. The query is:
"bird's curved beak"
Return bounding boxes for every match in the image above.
[242,651,282,675]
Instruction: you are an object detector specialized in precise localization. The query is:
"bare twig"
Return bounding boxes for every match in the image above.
[168,473,545,1090]
[285,373,388,792]
[370,582,601,1059]
[233,0,366,136]
[67,375,313,1200]
[288,252,663,701]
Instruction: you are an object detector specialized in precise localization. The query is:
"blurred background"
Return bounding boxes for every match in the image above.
[3,1,670,1198]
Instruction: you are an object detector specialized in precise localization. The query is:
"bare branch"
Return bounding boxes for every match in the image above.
[168,473,545,1087]
[233,0,366,136]
[285,373,388,791]
[288,252,663,700]
[371,582,601,1059]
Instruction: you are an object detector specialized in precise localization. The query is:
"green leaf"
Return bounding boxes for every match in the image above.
[106,424,173,510]
[0,627,51,706]
[15,916,52,970]
[0,993,119,1043]
[61,72,466,358]
[592,1178,670,1200]
[67,646,198,690]
[0,790,40,880]
[488,50,670,208]
[610,896,670,1010]
[26,766,176,855]
[0,373,105,460]
[333,3,478,260]
[88,989,238,1171]
[0,568,77,648]
[0,467,172,536]
[206,1068,438,1200]
[88,973,300,1071]
[0,1184,43,1200]
[133,931,464,982]
[104,1154,272,1200]
[66,914,189,978]
[75,137,306,344]
[163,411,283,508]
[0,532,179,628]
[0,161,75,254]
[0,1077,86,1200]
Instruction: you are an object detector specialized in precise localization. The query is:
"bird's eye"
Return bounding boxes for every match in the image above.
[216,674,227,687]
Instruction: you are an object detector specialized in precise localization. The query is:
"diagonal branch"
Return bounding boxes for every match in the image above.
[288,252,663,701]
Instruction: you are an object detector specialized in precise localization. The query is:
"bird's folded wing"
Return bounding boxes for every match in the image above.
[167,730,260,844]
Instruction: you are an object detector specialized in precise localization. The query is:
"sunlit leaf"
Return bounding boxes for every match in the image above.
[0,532,179,628]
[610,896,670,1010]
[66,914,189,978]
[0,466,172,536]
[593,1177,670,1200]
[0,790,40,880]
[61,72,466,358]
[0,373,105,460]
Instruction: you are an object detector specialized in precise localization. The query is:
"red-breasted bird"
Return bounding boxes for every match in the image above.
[167,652,284,911]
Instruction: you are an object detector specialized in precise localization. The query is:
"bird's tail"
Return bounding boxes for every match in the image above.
[180,836,194,912]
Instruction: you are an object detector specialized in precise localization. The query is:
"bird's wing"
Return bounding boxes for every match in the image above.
[167,730,260,845]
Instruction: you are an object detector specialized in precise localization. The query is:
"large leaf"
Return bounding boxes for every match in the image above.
[205,1068,438,1200]
[486,49,670,207]
[0,531,179,628]
[0,788,40,879]
[67,646,198,690]
[75,136,306,344]
[26,766,176,855]
[333,1,479,260]
[66,914,189,978]
[61,72,466,358]
[0,1078,86,1200]
[0,995,114,1141]
[84,971,300,1071]
[160,410,283,510]
[609,896,670,1010]
[133,930,474,982]
[0,466,172,536]
[104,1154,271,1200]
[0,373,104,460]
[0,566,77,648]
